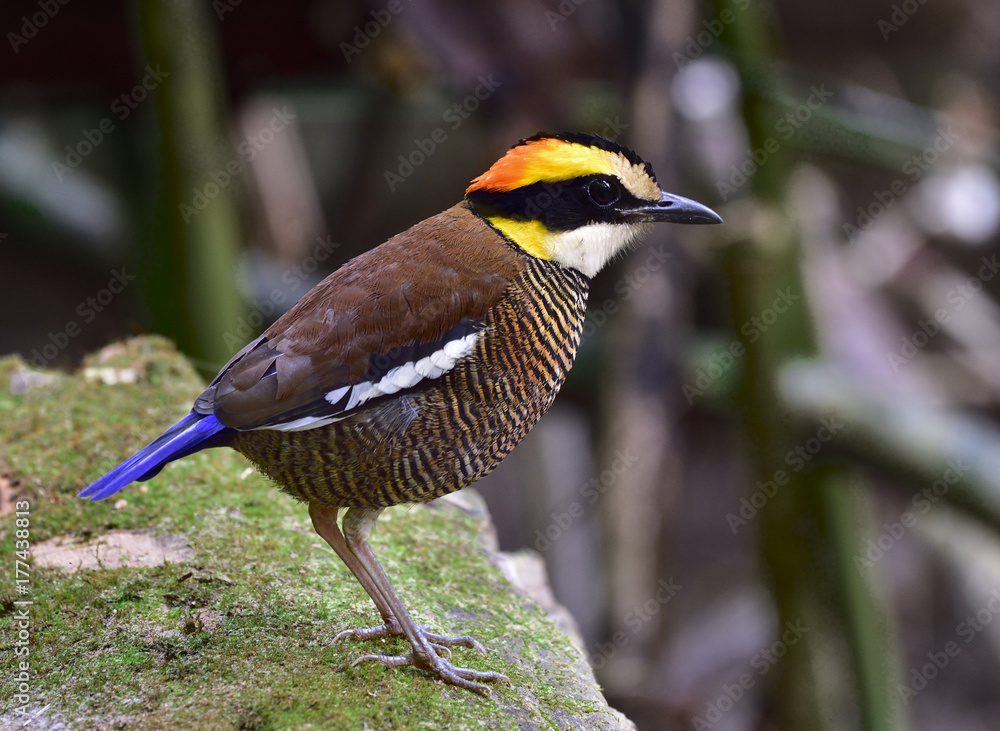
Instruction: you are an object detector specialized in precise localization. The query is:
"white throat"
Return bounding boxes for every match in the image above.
[547,222,650,277]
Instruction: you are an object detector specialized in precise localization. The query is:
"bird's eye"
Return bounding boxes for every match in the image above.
[587,179,620,206]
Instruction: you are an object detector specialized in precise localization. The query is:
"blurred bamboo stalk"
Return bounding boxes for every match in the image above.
[134,0,245,373]
[712,0,905,728]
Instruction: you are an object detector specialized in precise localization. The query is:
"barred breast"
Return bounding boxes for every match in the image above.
[231,257,589,508]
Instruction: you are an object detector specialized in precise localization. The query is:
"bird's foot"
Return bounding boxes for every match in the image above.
[338,622,507,694]
[334,621,485,658]
[352,647,509,696]
[333,619,404,644]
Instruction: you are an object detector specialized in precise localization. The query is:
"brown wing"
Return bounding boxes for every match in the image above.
[194,203,525,430]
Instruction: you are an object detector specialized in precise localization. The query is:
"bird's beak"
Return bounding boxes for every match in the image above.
[632,191,723,225]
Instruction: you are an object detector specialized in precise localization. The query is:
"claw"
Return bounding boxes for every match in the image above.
[335,623,507,694]
[353,649,508,695]
[335,622,480,652]
[333,622,400,644]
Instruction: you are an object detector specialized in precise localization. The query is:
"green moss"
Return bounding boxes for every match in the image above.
[0,337,630,730]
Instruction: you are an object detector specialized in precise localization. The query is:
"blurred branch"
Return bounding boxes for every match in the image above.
[780,360,1000,536]
[730,59,996,175]
[768,81,978,170]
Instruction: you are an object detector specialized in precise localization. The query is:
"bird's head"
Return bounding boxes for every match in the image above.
[465,132,722,277]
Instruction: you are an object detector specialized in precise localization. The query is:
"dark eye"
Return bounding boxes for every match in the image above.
[587,178,620,206]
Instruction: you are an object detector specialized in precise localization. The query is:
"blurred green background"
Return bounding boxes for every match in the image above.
[3,0,1000,728]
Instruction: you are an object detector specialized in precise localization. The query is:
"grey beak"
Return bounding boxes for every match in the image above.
[635,191,723,225]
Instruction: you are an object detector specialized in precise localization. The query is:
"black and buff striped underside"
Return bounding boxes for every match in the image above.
[230,256,589,508]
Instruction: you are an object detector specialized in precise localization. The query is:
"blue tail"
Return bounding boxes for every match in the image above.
[78,412,228,501]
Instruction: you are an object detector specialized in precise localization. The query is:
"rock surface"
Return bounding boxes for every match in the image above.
[0,336,635,730]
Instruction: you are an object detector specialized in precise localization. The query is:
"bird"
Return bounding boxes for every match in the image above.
[79,132,722,694]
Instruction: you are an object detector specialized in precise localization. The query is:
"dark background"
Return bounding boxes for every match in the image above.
[3,1,1000,728]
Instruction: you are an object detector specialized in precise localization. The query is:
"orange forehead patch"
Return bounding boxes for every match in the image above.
[466,138,617,194]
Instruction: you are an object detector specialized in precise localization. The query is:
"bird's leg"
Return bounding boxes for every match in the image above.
[332,505,508,694]
[309,504,402,638]
[310,504,469,657]
[339,507,494,655]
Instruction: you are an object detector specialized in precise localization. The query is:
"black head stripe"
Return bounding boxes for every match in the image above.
[467,175,648,232]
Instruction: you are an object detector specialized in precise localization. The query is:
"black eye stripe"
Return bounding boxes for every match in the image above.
[466,175,648,232]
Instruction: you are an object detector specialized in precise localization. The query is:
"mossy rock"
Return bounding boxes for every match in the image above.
[0,336,633,730]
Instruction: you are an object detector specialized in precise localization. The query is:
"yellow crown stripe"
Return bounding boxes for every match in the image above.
[468,139,618,194]
[513,141,618,187]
